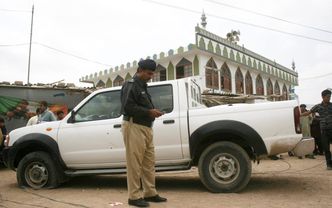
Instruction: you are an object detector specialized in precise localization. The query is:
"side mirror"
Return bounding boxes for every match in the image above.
[67,110,76,123]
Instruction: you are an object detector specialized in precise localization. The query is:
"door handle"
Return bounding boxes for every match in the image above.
[113,124,121,128]
[163,120,175,124]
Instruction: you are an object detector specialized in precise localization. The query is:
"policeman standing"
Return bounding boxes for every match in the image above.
[121,59,167,207]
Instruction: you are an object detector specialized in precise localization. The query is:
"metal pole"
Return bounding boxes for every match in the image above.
[27,5,34,86]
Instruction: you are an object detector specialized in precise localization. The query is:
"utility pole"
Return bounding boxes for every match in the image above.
[27,5,34,86]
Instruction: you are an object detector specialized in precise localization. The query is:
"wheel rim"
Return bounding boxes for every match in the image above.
[24,162,48,188]
[208,153,240,184]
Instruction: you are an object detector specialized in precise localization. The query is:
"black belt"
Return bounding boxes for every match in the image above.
[123,115,153,128]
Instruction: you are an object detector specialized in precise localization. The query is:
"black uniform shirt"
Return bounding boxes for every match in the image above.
[311,102,332,130]
[121,75,155,123]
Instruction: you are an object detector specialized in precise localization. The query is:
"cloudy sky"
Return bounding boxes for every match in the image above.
[1,0,331,104]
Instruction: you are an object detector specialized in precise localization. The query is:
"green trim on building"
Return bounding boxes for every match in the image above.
[208,40,214,52]
[199,37,206,50]
[230,50,235,60]
[106,78,112,87]
[215,44,221,55]
[223,47,228,58]
[125,73,132,81]
[194,55,199,76]
[236,52,241,63]
[258,62,262,71]
[242,54,246,65]
[253,60,257,69]
[167,62,175,80]
[248,57,252,67]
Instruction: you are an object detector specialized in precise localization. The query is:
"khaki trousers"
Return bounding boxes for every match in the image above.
[122,120,158,200]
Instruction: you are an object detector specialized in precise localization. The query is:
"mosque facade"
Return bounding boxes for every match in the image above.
[80,16,298,101]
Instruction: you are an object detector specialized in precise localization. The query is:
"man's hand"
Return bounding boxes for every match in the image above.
[149,109,164,118]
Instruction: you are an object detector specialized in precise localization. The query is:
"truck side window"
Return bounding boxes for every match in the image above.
[75,90,121,122]
[148,85,173,113]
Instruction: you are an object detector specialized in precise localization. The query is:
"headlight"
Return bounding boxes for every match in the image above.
[4,135,10,147]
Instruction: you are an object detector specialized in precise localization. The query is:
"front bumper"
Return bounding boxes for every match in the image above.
[291,137,315,157]
[2,147,15,170]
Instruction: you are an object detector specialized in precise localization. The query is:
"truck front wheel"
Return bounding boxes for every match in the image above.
[198,141,251,193]
[17,151,60,189]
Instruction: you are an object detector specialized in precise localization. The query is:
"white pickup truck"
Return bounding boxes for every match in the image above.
[3,78,313,192]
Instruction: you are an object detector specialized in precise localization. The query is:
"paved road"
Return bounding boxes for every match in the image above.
[0,154,331,208]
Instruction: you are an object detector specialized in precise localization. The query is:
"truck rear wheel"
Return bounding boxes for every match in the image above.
[198,141,251,193]
[17,151,60,189]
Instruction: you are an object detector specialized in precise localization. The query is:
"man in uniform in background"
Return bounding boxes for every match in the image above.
[302,89,332,170]
[120,59,167,207]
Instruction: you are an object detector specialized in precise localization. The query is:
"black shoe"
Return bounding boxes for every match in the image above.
[269,155,279,160]
[144,195,167,203]
[128,198,149,207]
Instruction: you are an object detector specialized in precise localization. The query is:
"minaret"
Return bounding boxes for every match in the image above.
[292,60,296,71]
[201,10,207,29]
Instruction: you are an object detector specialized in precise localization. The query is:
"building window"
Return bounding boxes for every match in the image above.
[152,64,167,82]
[221,63,231,92]
[266,79,273,95]
[205,58,218,89]
[274,81,280,101]
[245,71,253,94]
[282,84,288,100]
[256,75,264,95]
[235,68,244,94]
[176,58,192,79]
[113,75,124,87]
[96,80,105,88]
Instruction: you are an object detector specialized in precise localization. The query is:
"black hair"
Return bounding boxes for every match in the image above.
[321,89,331,97]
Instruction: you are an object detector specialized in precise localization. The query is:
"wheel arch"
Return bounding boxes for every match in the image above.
[190,120,267,165]
[10,133,66,170]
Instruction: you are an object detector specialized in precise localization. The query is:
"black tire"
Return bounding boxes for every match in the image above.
[17,151,60,189]
[198,141,251,193]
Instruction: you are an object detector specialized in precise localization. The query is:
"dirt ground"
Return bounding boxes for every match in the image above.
[1,154,332,208]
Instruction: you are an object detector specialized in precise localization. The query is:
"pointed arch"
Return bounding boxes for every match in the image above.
[125,73,132,81]
[256,75,264,95]
[208,40,214,52]
[113,75,124,87]
[176,58,192,79]
[152,64,167,82]
[282,84,288,100]
[266,79,273,96]
[96,80,105,88]
[199,37,206,50]
[274,81,280,95]
[106,78,112,88]
[193,55,199,76]
[167,62,174,80]
[245,71,253,94]
[215,44,221,55]
[221,63,232,92]
[235,67,244,94]
[205,58,218,89]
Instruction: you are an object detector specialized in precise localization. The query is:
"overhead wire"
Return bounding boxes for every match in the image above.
[0,43,29,47]
[0,8,31,13]
[34,42,112,67]
[142,0,332,44]
[205,0,332,34]
[0,41,112,67]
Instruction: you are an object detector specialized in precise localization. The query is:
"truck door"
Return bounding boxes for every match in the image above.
[148,84,183,160]
[57,90,125,168]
